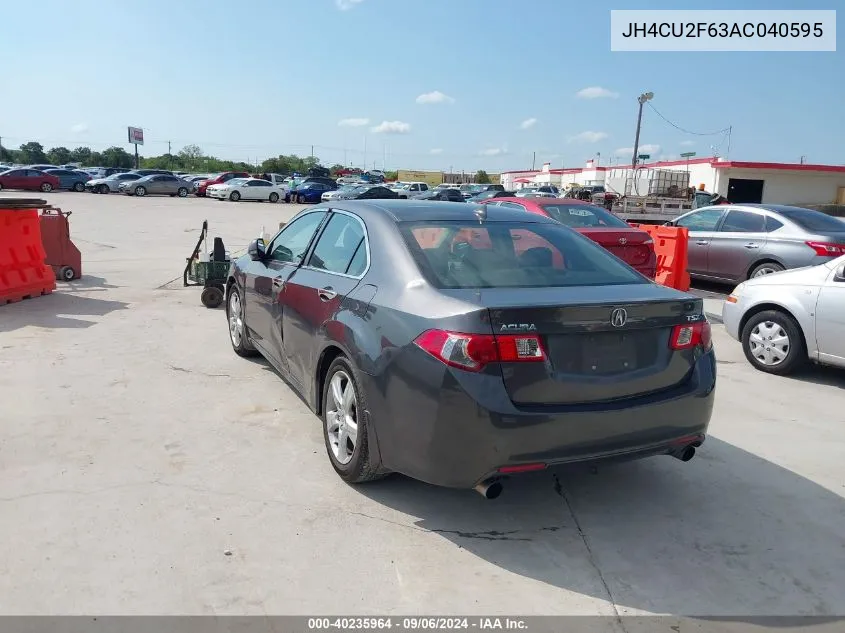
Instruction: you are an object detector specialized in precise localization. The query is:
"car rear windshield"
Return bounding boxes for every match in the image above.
[400,221,647,289]
[769,206,845,232]
[538,203,630,228]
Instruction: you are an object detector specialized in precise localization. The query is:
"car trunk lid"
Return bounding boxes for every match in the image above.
[478,286,705,405]
[577,227,654,269]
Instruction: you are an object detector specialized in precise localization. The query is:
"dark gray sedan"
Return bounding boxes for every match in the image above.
[672,204,845,282]
[224,201,715,496]
[44,168,90,192]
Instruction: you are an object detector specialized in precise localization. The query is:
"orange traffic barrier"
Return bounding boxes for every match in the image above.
[0,198,56,305]
[629,223,690,291]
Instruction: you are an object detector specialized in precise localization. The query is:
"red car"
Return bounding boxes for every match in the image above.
[0,168,61,193]
[195,171,250,197]
[481,197,657,278]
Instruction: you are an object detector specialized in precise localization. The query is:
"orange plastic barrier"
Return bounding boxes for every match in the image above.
[0,201,56,305]
[629,223,691,291]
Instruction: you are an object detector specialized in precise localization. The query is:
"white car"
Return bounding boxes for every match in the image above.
[321,184,361,202]
[722,254,845,375]
[390,182,429,198]
[207,178,283,203]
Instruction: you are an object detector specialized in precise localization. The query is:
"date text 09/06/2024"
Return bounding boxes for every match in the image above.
[307,617,528,630]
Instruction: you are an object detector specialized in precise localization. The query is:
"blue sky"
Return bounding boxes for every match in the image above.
[0,0,841,172]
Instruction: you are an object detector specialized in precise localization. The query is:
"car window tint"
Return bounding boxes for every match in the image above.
[676,209,724,231]
[346,238,368,276]
[765,216,784,232]
[255,181,270,187]
[268,211,326,264]
[402,221,646,289]
[720,210,765,232]
[772,206,845,232]
[540,203,629,228]
[308,213,366,275]
[498,202,526,211]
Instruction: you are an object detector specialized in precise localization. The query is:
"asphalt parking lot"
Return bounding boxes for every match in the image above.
[2,192,845,616]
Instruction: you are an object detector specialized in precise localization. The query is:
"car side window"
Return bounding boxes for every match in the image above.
[308,213,367,275]
[420,184,429,191]
[676,209,724,231]
[765,216,784,232]
[267,211,326,264]
[256,180,270,187]
[498,201,527,211]
[26,170,42,177]
[720,210,765,233]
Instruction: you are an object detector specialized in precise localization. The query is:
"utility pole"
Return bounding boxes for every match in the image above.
[627,91,654,196]
[167,141,171,169]
[800,155,806,165]
[311,145,314,159]
[532,151,536,171]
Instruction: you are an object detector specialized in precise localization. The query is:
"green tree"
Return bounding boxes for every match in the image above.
[19,142,47,164]
[70,146,93,165]
[475,169,491,184]
[47,146,72,165]
[0,144,19,162]
[178,144,204,161]
[100,146,134,168]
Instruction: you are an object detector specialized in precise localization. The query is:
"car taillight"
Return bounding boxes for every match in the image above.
[806,241,845,256]
[414,329,545,372]
[670,321,712,351]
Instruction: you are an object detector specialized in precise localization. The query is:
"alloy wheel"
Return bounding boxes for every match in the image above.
[229,290,244,348]
[325,371,358,465]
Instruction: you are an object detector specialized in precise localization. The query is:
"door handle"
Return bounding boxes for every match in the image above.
[695,240,709,245]
[318,287,337,302]
[744,243,760,249]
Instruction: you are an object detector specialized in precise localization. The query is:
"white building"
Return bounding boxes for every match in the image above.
[501,157,845,205]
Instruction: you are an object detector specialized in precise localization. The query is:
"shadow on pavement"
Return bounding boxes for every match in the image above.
[0,292,129,333]
[358,438,845,616]
[782,364,845,389]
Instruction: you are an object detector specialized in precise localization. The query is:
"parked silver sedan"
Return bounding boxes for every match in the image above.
[672,204,845,282]
[119,174,192,197]
[722,255,845,375]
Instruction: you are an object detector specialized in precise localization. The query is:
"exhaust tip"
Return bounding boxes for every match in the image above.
[680,446,696,462]
[474,480,503,500]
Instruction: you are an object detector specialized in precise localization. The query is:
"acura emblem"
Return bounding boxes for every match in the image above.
[618,237,628,245]
[611,308,628,327]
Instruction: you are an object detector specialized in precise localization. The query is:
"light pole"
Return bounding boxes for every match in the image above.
[626,91,653,198]
[631,91,653,169]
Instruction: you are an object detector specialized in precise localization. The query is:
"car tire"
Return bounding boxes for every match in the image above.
[41,182,53,192]
[749,261,784,279]
[73,182,85,192]
[178,187,188,197]
[226,284,259,357]
[0,183,4,191]
[135,186,146,197]
[741,309,806,376]
[269,192,279,203]
[230,191,241,201]
[321,356,389,484]
[98,184,110,194]
[59,266,76,281]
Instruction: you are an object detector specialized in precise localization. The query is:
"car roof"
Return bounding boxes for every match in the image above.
[331,200,560,224]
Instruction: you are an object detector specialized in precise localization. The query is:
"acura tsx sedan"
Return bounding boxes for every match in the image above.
[225,201,716,497]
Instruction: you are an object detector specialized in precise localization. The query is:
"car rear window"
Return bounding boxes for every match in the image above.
[538,203,629,228]
[770,206,845,232]
[401,221,647,289]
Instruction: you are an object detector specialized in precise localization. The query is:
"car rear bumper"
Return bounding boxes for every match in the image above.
[363,347,716,489]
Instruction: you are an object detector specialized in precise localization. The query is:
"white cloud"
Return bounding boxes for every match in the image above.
[371,120,411,134]
[575,86,619,99]
[335,0,363,10]
[569,130,608,143]
[519,118,537,130]
[479,147,507,156]
[680,140,695,147]
[338,117,369,127]
[429,148,443,155]
[70,123,88,133]
[614,143,661,157]
[416,90,455,104]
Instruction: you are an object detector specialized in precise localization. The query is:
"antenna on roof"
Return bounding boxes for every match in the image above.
[474,205,487,223]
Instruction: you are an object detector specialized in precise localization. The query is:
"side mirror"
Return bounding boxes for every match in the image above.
[835,263,845,282]
[248,238,266,261]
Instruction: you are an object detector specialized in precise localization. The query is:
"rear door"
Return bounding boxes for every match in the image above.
[4,169,27,188]
[244,210,328,369]
[279,210,367,387]
[815,262,845,365]
[675,207,727,275]
[706,208,767,281]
